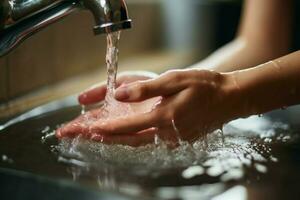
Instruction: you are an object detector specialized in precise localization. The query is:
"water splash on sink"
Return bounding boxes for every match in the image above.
[43,115,292,185]
[1,100,299,199]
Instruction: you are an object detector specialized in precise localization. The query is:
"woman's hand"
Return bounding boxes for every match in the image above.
[56,105,159,146]
[56,70,161,146]
[78,71,158,105]
[90,69,241,143]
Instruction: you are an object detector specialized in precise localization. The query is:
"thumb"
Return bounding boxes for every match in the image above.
[114,71,186,102]
[78,77,126,105]
[78,83,107,105]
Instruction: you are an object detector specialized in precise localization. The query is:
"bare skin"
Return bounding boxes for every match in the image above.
[56,69,236,145]
[192,0,292,72]
[56,0,300,146]
[56,72,162,146]
[72,52,300,145]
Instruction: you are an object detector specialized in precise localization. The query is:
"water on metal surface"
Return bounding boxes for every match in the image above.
[1,100,300,199]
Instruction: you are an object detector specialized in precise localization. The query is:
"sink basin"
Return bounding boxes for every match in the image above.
[0,168,129,200]
[1,96,300,200]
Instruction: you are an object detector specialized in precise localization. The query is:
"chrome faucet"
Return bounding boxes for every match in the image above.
[0,0,131,56]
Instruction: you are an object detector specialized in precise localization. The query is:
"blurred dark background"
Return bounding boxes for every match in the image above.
[161,0,300,58]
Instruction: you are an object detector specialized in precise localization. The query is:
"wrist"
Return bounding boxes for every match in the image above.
[229,62,282,118]
[220,72,249,121]
[232,61,294,117]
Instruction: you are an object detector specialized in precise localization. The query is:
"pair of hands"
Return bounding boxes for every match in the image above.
[56,69,239,146]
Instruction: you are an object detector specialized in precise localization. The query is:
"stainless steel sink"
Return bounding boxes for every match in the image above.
[0,168,129,200]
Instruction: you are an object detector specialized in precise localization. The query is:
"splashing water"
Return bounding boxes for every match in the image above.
[81,105,86,115]
[47,116,292,185]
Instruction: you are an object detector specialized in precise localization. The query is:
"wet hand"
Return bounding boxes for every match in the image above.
[78,71,158,105]
[57,70,160,146]
[56,98,161,146]
[90,69,240,143]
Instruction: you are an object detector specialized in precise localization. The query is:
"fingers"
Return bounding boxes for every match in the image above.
[117,71,157,83]
[57,123,157,146]
[55,110,100,139]
[91,128,157,146]
[56,122,89,139]
[114,71,187,102]
[90,111,159,135]
[78,73,155,105]
[78,84,107,105]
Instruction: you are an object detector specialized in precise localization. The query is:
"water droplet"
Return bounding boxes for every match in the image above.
[2,155,7,161]
[1,154,13,164]
[81,105,86,115]
[270,156,278,162]
[154,134,160,145]
[254,163,267,173]
[218,128,225,146]
[41,131,56,143]
[182,165,204,179]
[171,119,183,145]
[41,126,50,133]
[41,136,46,143]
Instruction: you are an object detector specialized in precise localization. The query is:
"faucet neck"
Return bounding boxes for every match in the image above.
[0,0,131,57]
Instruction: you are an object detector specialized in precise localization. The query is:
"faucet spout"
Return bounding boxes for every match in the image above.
[0,0,131,57]
[83,0,131,34]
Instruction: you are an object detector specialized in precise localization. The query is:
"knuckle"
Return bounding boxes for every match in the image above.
[188,79,201,88]
[170,71,183,82]
[163,70,182,83]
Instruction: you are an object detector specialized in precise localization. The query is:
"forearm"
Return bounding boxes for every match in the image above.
[189,0,292,73]
[232,50,300,117]
[189,37,286,72]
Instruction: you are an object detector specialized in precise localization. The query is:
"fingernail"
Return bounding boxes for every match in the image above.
[115,86,129,100]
